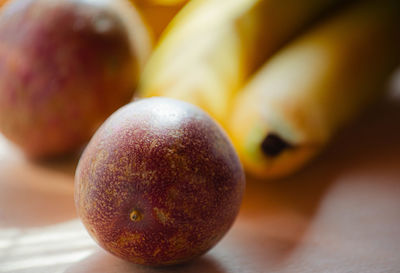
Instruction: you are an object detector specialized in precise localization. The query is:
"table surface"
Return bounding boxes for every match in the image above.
[0,88,400,273]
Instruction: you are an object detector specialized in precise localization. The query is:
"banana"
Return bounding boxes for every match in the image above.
[228,0,400,179]
[138,0,346,126]
[133,0,187,39]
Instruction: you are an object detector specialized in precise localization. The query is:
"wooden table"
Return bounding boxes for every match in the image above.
[0,93,399,272]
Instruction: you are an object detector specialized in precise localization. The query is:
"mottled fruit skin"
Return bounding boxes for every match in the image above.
[0,0,150,158]
[75,98,245,265]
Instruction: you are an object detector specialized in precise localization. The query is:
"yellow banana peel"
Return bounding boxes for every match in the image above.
[132,0,187,40]
[228,0,400,179]
[139,0,346,126]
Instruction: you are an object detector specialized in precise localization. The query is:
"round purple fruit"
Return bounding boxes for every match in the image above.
[75,97,245,265]
[0,0,151,158]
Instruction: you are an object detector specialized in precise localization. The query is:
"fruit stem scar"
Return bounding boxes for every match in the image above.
[261,133,293,157]
[130,209,143,222]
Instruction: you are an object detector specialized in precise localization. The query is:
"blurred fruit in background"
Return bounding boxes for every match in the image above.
[0,0,152,159]
[229,0,400,179]
[139,0,346,127]
[133,0,187,40]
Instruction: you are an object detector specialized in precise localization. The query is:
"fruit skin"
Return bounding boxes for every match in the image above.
[75,97,245,265]
[0,0,151,158]
[139,0,346,127]
[228,0,400,179]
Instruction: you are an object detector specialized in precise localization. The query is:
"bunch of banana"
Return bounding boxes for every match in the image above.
[228,0,400,178]
[139,0,345,126]
[139,0,400,179]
